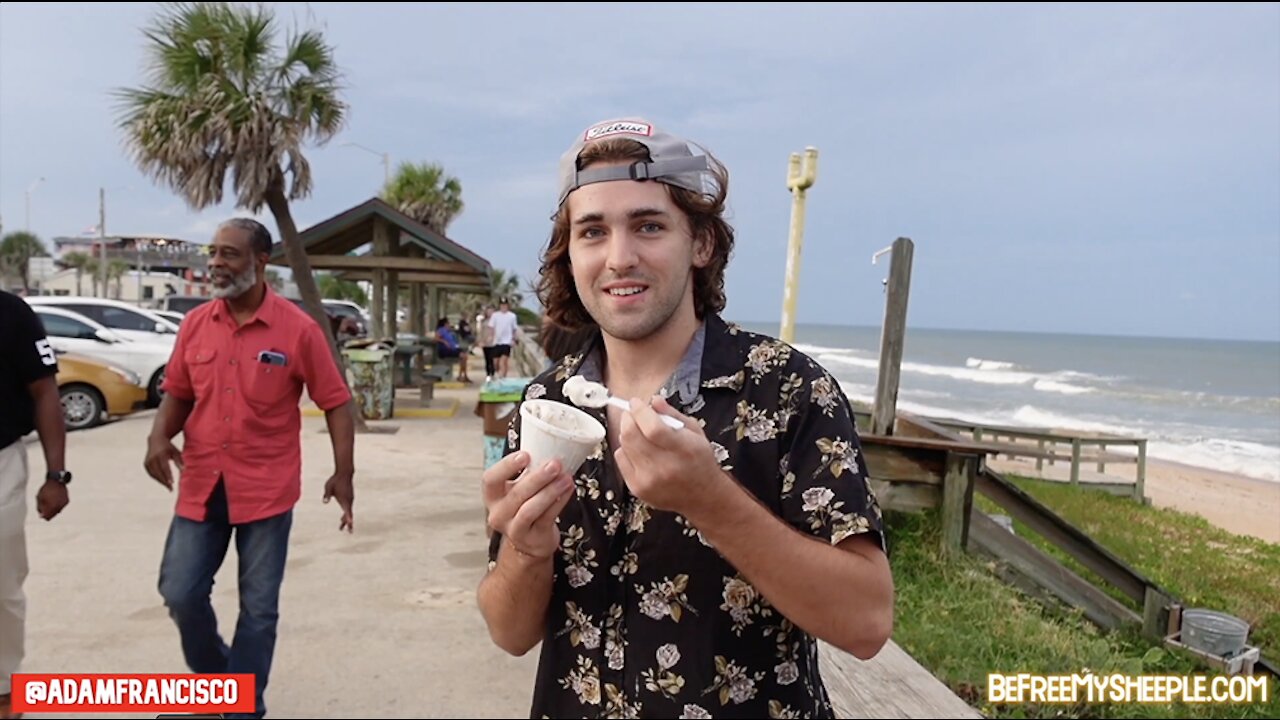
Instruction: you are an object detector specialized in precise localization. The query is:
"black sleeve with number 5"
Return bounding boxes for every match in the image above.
[0,290,60,449]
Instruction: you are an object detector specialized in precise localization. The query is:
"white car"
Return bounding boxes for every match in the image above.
[27,296,179,344]
[31,306,175,406]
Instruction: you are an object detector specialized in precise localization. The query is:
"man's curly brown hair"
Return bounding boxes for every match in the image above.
[536,138,735,331]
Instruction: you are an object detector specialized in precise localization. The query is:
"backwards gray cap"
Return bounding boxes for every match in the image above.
[557,117,710,207]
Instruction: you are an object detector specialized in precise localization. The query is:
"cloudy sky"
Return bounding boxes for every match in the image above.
[2,3,1277,341]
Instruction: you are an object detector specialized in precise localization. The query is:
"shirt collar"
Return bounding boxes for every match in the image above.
[209,285,279,328]
[567,313,750,410]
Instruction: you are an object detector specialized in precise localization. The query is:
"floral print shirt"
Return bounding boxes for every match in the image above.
[487,314,886,719]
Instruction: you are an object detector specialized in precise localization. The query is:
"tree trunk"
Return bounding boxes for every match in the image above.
[265,178,371,433]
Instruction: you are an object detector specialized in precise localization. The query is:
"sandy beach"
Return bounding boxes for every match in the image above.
[987,455,1280,544]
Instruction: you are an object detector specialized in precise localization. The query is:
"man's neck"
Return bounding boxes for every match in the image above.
[601,305,700,399]
[225,283,267,325]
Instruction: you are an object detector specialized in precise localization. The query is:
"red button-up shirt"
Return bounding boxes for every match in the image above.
[161,288,352,524]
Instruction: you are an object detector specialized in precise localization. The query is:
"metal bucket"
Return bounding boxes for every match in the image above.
[1182,609,1249,657]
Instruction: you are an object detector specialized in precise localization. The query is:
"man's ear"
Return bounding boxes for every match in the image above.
[692,230,714,269]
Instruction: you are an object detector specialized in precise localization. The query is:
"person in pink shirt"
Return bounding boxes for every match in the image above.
[143,218,355,719]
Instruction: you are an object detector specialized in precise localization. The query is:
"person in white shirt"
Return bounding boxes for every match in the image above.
[477,305,496,380]
[487,299,520,378]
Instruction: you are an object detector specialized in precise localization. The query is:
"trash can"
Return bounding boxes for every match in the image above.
[342,343,395,420]
[475,377,531,469]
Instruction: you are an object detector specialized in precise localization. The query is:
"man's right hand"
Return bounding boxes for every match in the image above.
[144,436,184,491]
[482,451,575,561]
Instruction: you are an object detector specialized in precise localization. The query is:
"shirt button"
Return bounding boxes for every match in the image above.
[222,443,229,450]
[230,359,238,366]
[225,388,233,393]
[223,416,231,422]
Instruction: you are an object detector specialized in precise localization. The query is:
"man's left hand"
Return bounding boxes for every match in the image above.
[323,471,354,533]
[615,395,724,516]
[36,480,69,521]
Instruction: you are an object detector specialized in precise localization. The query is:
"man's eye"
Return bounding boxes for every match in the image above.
[639,222,662,233]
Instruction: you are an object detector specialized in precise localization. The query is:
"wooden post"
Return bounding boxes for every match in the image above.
[1036,439,1045,471]
[1143,587,1171,642]
[370,268,386,339]
[1070,438,1081,486]
[1136,439,1147,503]
[1097,443,1106,473]
[385,269,399,336]
[941,453,975,557]
[871,237,914,436]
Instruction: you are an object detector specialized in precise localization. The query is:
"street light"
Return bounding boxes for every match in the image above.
[25,177,45,231]
[342,141,391,186]
[98,185,133,299]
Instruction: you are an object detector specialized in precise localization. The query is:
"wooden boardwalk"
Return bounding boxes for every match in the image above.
[820,640,983,718]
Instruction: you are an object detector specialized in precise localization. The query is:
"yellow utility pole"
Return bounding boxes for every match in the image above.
[779,147,817,344]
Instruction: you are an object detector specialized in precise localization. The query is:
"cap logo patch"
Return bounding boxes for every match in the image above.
[585,120,653,141]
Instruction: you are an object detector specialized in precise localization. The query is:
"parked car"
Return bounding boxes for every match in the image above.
[152,309,187,325]
[156,294,212,315]
[27,296,179,343]
[31,305,175,406]
[55,352,149,430]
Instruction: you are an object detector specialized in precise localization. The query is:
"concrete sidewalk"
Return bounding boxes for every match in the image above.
[18,384,538,718]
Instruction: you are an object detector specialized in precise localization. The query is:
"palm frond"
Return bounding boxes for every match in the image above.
[116,1,348,212]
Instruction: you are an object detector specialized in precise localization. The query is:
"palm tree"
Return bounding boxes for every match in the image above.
[486,267,523,307]
[115,2,361,424]
[61,251,92,295]
[107,259,131,299]
[381,162,464,236]
[0,231,49,293]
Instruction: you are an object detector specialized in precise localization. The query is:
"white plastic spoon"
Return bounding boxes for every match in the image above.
[564,375,685,430]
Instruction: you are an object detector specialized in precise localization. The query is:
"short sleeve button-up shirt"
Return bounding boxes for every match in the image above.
[489,314,886,719]
[161,288,352,524]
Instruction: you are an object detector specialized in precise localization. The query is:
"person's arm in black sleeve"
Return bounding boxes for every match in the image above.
[15,302,69,520]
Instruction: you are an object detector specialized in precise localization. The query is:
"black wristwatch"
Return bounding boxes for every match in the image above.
[46,470,72,485]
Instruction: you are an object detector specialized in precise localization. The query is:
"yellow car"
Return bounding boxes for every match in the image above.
[56,353,150,430]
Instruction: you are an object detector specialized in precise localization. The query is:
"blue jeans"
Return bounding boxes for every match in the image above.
[158,481,292,719]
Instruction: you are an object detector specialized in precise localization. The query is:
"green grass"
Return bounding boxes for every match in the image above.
[985,475,1280,650]
[885,500,1280,718]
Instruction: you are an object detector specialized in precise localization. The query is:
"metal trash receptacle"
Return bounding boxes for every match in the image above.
[342,343,395,420]
[476,377,531,469]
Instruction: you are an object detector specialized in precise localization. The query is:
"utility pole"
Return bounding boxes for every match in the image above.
[99,187,108,298]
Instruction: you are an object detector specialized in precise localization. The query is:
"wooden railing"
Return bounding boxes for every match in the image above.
[856,408,1147,501]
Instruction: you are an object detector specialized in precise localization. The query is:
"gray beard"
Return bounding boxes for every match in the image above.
[211,264,257,299]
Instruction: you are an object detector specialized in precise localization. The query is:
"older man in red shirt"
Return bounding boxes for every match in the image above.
[144,218,355,719]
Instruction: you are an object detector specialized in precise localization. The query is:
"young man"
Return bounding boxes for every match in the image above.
[0,291,71,720]
[487,298,520,378]
[143,218,355,719]
[478,118,893,718]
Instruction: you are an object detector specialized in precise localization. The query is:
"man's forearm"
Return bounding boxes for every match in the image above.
[31,378,66,472]
[148,393,194,442]
[477,539,555,656]
[684,472,893,659]
[324,402,356,475]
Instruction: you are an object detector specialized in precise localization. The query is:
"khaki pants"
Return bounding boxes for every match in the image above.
[0,439,28,696]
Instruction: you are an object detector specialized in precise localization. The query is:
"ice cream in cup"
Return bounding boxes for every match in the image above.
[517,399,607,480]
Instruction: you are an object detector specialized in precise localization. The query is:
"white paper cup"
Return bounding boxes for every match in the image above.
[517,399,606,479]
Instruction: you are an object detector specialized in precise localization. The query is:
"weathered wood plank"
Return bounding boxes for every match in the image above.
[870,479,939,512]
[820,640,982,719]
[941,454,976,556]
[969,511,1141,630]
[975,468,1161,604]
[871,238,914,436]
[862,442,947,484]
[305,253,476,273]
[896,412,969,442]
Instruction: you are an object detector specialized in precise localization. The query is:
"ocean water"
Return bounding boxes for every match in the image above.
[735,322,1280,484]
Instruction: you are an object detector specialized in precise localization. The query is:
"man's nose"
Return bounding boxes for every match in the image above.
[605,233,639,273]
